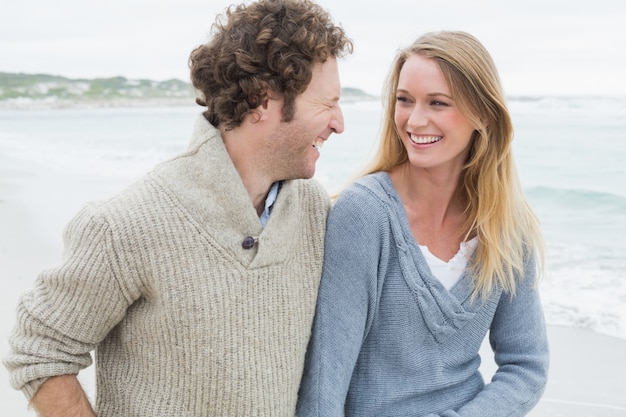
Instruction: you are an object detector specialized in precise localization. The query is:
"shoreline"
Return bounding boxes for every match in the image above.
[0,97,196,111]
[0,95,378,112]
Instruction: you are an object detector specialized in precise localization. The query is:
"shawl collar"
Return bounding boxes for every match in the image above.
[150,115,303,269]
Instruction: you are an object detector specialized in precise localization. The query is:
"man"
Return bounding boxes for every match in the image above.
[3,1,352,416]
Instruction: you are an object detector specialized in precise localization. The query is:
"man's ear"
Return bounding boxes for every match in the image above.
[249,100,270,123]
[248,110,263,123]
[255,91,282,122]
[253,97,269,122]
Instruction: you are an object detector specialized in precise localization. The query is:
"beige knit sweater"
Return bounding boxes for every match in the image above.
[4,116,330,416]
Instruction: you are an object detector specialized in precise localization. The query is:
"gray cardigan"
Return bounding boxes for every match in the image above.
[297,172,549,417]
[5,116,330,416]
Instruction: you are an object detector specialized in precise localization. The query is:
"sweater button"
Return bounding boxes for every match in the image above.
[242,236,256,249]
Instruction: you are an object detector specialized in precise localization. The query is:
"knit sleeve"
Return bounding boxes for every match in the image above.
[297,184,389,417]
[427,255,549,417]
[4,203,139,400]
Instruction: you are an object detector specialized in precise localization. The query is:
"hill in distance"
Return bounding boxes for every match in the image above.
[0,72,377,110]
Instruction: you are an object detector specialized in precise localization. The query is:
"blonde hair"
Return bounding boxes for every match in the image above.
[360,31,544,298]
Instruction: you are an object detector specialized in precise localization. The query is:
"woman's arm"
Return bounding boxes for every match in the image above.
[428,255,549,417]
[297,188,387,417]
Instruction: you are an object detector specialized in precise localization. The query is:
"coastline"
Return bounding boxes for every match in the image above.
[1,151,625,416]
[0,93,376,112]
[0,96,196,111]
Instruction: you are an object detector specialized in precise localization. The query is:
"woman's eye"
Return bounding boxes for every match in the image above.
[396,96,412,103]
[431,100,448,106]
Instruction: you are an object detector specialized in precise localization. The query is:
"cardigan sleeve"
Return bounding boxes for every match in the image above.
[427,255,550,417]
[4,203,138,400]
[297,186,389,417]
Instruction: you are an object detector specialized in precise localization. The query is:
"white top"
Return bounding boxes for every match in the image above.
[419,236,479,290]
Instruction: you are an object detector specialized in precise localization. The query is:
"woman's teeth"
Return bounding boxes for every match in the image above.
[409,134,442,144]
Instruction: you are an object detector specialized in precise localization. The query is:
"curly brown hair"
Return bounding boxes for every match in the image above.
[189,0,353,130]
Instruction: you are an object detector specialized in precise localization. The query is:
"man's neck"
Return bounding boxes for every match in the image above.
[220,125,275,215]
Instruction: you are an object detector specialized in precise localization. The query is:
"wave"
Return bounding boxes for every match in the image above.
[509,95,626,110]
[525,186,626,212]
[508,96,626,124]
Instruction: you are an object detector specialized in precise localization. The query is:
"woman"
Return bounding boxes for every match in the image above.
[297,31,549,417]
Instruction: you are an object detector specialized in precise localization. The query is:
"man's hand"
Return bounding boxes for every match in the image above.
[30,374,97,417]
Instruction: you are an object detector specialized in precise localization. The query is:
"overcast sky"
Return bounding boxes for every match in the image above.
[2,0,625,96]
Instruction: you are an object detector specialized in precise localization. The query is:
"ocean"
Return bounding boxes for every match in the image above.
[1,96,625,341]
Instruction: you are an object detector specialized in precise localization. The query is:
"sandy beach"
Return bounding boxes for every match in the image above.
[1,152,625,416]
